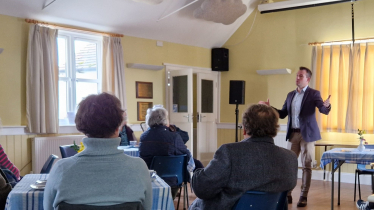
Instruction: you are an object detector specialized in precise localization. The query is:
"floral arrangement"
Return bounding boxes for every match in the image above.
[358,129,368,145]
[71,141,85,153]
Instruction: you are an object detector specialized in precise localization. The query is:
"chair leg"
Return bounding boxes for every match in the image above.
[183,184,186,210]
[177,186,182,210]
[185,183,189,208]
[354,171,357,201]
[358,173,362,201]
[372,174,374,194]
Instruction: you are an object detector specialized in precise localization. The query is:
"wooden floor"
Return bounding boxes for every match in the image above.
[173,179,373,210]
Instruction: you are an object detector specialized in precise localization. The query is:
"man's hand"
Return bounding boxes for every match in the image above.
[259,99,270,106]
[323,95,331,108]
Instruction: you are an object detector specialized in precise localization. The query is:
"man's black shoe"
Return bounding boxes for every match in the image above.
[297,196,307,207]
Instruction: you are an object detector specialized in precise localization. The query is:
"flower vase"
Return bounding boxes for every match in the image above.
[357,140,366,152]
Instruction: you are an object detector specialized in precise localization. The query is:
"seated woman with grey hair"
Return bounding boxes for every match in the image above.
[139,105,191,198]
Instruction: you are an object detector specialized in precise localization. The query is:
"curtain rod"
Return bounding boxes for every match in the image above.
[309,37,374,46]
[25,19,124,37]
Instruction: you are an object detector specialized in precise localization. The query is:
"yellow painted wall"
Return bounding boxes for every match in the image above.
[0,14,210,174]
[123,36,210,124]
[0,15,210,126]
[220,0,374,173]
[0,15,28,126]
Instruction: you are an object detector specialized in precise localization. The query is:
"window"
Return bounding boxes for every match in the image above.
[313,42,374,133]
[57,31,102,125]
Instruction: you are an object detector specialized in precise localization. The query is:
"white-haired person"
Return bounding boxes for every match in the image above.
[139,105,192,199]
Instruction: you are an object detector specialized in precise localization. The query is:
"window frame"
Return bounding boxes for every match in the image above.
[58,30,103,125]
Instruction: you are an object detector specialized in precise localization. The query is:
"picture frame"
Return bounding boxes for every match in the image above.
[136,81,153,99]
[137,102,153,121]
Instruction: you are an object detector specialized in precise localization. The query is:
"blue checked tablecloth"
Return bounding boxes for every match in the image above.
[5,174,47,210]
[320,148,374,169]
[5,174,175,210]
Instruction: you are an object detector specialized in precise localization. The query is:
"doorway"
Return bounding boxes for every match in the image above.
[165,63,219,166]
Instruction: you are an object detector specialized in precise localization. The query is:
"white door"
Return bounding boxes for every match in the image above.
[168,69,194,152]
[196,73,217,165]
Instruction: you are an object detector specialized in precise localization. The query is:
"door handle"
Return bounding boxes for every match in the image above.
[183,115,189,122]
[200,115,206,122]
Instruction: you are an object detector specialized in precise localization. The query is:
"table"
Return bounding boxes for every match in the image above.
[316,141,359,180]
[320,148,374,210]
[118,146,139,157]
[5,174,174,210]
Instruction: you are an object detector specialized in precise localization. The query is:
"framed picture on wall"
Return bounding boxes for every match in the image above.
[136,82,153,99]
[137,102,153,121]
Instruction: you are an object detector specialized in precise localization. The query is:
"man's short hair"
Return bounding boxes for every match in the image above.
[146,105,169,127]
[242,104,279,138]
[75,92,124,138]
[299,66,312,78]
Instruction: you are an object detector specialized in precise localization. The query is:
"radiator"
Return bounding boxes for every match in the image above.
[31,135,85,174]
[274,132,303,167]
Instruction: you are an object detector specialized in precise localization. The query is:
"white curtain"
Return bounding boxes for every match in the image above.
[26,24,59,134]
[313,43,374,133]
[102,36,127,109]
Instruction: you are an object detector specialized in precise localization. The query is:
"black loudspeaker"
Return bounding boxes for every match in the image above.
[229,80,245,104]
[212,48,229,71]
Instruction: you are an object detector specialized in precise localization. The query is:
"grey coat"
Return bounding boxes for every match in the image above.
[190,136,298,210]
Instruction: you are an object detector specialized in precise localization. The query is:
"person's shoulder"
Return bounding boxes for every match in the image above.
[286,90,296,96]
[52,156,79,171]
[306,87,319,93]
[277,146,298,159]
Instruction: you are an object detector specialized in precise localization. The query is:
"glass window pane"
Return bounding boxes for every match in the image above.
[76,82,98,109]
[173,76,188,113]
[58,80,68,124]
[75,40,98,80]
[58,37,67,77]
[201,79,213,113]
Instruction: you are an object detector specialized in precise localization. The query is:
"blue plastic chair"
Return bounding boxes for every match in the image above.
[59,145,78,158]
[150,155,188,210]
[232,190,288,210]
[40,154,58,174]
[354,144,374,201]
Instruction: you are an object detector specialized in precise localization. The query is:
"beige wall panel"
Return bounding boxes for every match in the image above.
[0,136,6,150]
[5,136,15,163]
[13,135,22,170]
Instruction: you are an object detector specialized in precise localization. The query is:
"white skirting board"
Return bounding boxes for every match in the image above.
[304,169,372,186]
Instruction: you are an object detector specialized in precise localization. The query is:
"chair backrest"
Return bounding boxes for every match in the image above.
[0,169,9,184]
[59,144,78,158]
[150,155,187,186]
[140,122,147,132]
[357,144,374,170]
[58,202,144,210]
[232,190,288,210]
[40,154,58,174]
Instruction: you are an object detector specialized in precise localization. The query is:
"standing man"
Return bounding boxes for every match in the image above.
[259,66,331,207]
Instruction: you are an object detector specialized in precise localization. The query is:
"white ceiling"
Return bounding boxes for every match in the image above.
[0,0,260,48]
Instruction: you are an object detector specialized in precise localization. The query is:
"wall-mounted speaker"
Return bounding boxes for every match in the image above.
[212,48,229,71]
[229,80,245,104]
